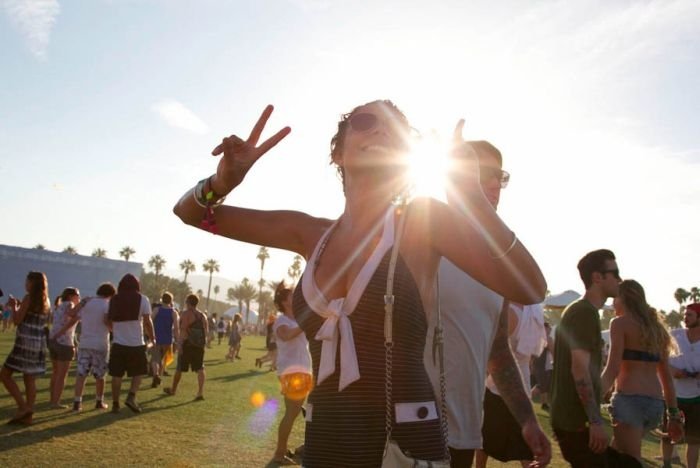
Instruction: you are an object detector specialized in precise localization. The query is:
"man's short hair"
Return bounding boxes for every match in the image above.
[466,140,503,167]
[161,292,173,305]
[577,249,616,289]
[687,303,700,315]
[96,283,116,298]
[185,294,199,307]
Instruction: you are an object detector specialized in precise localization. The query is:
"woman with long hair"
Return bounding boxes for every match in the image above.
[226,313,243,361]
[48,287,80,408]
[173,101,545,465]
[602,279,684,462]
[272,281,312,465]
[0,271,50,424]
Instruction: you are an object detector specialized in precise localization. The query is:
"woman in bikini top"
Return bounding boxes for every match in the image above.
[173,99,547,465]
[601,279,682,462]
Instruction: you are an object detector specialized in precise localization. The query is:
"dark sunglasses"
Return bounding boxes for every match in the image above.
[348,112,382,132]
[480,166,510,189]
[600,269,621,280]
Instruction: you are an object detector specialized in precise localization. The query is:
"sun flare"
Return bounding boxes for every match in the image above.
[407,132,451,202]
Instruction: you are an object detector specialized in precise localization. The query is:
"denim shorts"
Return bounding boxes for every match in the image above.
[609,392,664,432]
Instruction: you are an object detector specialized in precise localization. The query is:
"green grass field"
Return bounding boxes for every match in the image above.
[0,331,676,467]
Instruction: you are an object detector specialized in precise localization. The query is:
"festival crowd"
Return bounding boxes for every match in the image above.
[3,100,699,468]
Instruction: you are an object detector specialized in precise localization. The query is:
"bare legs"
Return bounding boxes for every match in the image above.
[49,359,71,406]
[611,422,644,462]
[274,396,304,462]
[0,366,35,418]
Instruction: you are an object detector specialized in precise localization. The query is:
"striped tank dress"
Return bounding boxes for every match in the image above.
[294,210,444,467]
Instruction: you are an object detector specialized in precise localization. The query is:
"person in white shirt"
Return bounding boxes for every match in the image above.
[425,138,550,468]
[666,303,700,468]
[106,274,154,414]
[53,283,116,411]
[48,287,81,409]
[272,281,311,465]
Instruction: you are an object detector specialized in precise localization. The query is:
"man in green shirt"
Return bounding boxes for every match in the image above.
[551,249,621,467]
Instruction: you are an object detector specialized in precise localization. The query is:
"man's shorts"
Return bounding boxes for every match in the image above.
[48,340,75,362]
[609,392,664,432]
[679,399,700,444]
[108,343,148,377]
[177,342,205,372]
[482,389,533,462]
[76,348,108,378]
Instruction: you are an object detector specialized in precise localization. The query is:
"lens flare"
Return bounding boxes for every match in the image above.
[250,391,266,408]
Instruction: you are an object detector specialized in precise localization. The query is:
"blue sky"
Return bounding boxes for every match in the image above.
[1,0,699,311]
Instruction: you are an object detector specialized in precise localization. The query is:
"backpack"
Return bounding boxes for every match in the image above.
[186,314,206,348]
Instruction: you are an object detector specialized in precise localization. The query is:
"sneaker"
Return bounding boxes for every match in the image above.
[111,402,120,414]
[125,398,142,413]
[95,400,108,410]
[151,376,161,388]
[72,401,82,412]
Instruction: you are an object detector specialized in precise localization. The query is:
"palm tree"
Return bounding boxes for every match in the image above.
[238,278,258,324]
[92,248,107,258]
[196,289,204,298]
[690,287,700,304]
[257,246,270,326]
[214,284,220,304]
[179,259,196,288]
[148,255,167,292]
[288,254,303,284]
[34,244,45,250]
[229,285,244,319]
[63,246,77,255]
[119,246,136,262]
[202,259,220,310]
[675,288,690,311]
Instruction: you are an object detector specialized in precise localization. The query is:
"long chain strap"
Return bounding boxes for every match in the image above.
[383,201,450,463]
[384,203,407,441]
[434,276,450,461]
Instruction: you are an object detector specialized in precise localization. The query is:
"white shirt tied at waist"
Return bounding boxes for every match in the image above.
[302,207,396,392]
[314,297,360,390]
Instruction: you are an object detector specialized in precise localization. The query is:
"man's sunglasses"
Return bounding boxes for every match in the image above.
[600,269,621,280]
[480,166,510,189]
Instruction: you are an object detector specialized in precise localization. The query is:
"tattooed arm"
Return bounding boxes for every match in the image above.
[488,301,534,426]
[488,301,552,465]
[571,348,609,453]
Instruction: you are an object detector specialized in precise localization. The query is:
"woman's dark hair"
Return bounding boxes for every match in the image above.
[619,279,676,357]
[96,283,116,298]
[60,287,80,302]
[186,294,199,307]
[26,271,50,315]
[329,99,411,189]
[274,281,293,313]
[161,292,173,305]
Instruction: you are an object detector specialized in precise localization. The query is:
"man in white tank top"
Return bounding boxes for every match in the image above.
[424,138,550,467]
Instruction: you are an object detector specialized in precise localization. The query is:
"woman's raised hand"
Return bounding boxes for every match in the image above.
[210,105,291,194]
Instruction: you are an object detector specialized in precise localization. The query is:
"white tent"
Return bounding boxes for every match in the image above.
[223,305,259,324]
[544,290,582,309]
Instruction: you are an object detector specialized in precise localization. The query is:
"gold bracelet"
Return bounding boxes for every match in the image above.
[490,231,518,259]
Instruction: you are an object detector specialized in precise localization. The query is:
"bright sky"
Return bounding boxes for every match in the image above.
[1,0,698,312]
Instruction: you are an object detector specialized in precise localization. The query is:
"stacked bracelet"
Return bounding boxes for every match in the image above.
[193,176,226,234]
